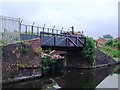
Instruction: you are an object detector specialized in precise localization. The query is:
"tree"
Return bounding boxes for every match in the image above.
[105,39,113,46]
[103,34,113,39]
[82,37,96,67]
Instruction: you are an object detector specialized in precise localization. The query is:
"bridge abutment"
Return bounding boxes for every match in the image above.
[64,49,89,68]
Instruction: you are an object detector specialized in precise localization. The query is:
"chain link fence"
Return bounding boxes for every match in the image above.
[0,16,20,46]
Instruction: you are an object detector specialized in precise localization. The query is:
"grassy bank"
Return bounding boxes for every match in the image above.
[98,44,120,61]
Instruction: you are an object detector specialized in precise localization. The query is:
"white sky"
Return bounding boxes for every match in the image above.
[0,0,119,39]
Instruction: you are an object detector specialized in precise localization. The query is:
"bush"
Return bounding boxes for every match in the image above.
[100,47,120,58]
[82,37,96,66]
[105,39,113,46]
[105,39,120,49]
[41,49,57,74]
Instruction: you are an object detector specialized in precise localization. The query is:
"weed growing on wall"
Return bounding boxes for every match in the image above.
[41,49,57,75]
[34,47,42,55]
[82,37,96,67]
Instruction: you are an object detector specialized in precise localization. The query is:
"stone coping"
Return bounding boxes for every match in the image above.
[65,62,120,69]
[2,74,41,84]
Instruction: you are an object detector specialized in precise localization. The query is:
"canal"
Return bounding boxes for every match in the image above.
[2,65,119,89]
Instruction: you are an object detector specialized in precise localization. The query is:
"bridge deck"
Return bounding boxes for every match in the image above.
[40,32,86,48]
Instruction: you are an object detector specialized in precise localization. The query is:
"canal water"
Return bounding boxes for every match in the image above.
[2,65,119,89]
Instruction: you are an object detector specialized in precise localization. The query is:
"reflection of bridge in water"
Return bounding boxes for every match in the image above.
[2,65,116,88]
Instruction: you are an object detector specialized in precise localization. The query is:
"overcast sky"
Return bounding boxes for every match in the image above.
[0,0,119,39]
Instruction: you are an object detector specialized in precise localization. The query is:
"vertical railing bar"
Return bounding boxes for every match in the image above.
[66,36,68,47]
[20,23,21,34]
[37,27,39,36]
[20,19,23,35]
[31,22,35,39]
[47,28,49,36]
[56,30,58,34]
[31,26,33,39]
[52,25,55,33]
[60,27,63,34]
[61,30,62,34]
[25,25,27,34]
[76,37,78,47]
[54,34,56,46]
[43,23,46,32]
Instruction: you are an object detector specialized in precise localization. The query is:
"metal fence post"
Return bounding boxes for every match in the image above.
[43,23,46,32]
[37,27,39,36]
[19,19,23,34]
[66,35,68,47]
[52,25,55,33]
[25,25,27,34]
[76,37,78,47]
[61,27,63,34]
[31,22,35,39]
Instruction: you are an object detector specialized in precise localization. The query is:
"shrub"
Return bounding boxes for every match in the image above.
[100,47,120,59]
[41,49,57,74]
[105,39,113,46]
[82,37,96,66]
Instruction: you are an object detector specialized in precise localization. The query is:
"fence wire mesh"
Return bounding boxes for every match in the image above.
[0,16,20,46]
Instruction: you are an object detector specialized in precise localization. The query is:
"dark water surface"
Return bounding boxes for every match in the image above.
[2,65,119,89]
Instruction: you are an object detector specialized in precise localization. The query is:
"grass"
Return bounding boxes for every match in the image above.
[98,43,120,61]
[113,66,120,74]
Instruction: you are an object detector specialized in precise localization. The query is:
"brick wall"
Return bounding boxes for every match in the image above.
[2,38,42,82]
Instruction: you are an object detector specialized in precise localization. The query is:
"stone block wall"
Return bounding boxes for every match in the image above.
[2,38,42,82]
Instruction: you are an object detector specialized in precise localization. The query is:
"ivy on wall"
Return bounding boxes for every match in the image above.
[82,37,96,67]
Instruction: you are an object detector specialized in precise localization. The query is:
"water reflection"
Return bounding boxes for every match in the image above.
[3,65,118,89]
[112,65,120,74]
[96,74,118,88]
[96,65,120,88]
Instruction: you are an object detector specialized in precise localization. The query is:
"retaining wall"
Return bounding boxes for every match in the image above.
[64,49,118,69]
[2,38,42,83]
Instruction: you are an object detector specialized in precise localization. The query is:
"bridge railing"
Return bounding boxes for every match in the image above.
[40,32,86,47]
[20,24,67,40]
[20,24,86,48]
[20,24,66,35]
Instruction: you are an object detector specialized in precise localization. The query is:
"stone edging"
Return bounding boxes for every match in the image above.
[65,62,120,69]
[90,62,119,69]
[2,74,41,84]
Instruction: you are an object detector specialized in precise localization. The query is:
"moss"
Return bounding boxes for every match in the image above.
[34,47,42,55]
[21,47,29,54]
[21,41,30,46]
